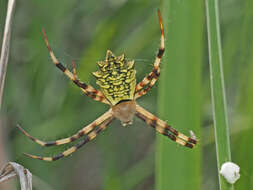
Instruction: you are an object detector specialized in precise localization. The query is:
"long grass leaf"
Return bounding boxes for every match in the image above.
[156,1,203,189]
[0,0,16,109]
[205,0,233,189]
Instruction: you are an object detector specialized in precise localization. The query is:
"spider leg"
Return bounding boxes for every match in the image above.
[17,109,113,147]
[24,117,115,161]
[135,104,197,148]
[134,9,165,99]
[42,29,110,105]
[72,60,77,80]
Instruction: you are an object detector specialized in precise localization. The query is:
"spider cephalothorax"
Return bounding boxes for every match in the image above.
[92,50,136,105]
[18,10,197,162]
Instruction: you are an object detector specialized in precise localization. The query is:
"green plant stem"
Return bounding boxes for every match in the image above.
[0,1,16,190]
[156,0,203,189]
[0,0,16,109]
[205,0,233,189]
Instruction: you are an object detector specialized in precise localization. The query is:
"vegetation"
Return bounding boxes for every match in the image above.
[0,0,252,189]
[205,0,233,189]
[156,0,202,189]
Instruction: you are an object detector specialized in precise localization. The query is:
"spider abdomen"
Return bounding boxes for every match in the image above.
[93,50,136,105]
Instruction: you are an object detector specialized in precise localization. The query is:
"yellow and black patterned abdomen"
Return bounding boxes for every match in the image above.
[92,50,136,105]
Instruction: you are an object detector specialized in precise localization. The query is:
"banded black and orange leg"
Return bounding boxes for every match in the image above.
[135,104,197,148]
[42,29,110,105]
[17,109,113,147]
[134,9,165,99]
[72,60,78,80]
[24,117,115,161]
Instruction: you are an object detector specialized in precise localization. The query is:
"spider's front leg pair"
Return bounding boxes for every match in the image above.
[135,105,197,148]
[18,110,115,161]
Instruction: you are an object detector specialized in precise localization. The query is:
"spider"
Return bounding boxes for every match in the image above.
[17,10,197,161]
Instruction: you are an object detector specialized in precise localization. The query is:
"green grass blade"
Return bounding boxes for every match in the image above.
[205,0,233,189]
[0,0,16,109]
[156,1,203,189]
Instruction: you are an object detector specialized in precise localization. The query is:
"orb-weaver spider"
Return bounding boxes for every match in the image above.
[18,10,197,161]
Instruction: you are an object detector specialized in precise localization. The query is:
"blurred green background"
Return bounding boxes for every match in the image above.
[0,0,253,189]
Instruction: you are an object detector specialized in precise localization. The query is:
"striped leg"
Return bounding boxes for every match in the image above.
[42,29,110,105]
[24,117,115,161]
[17,109,113,147]
[134,9,165,99]
[135,104,197,148]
